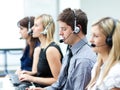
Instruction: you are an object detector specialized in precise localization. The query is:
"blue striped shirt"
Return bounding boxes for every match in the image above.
[46,37,97,90]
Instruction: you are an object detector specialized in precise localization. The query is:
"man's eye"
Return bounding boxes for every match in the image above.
[34,24,38,27]
[20,27,23,30]
[63,28,66,31]
[91,34,99,38]
[94,35,99,38]
[61,27,67,31]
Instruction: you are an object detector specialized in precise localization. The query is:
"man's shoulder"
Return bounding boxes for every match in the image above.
[75,45,97,62]
[78,45,96,56]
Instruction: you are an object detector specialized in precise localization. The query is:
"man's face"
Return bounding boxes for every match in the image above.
[58,21,74,45]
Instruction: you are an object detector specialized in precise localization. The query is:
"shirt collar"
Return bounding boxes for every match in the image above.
[70,37,88,55]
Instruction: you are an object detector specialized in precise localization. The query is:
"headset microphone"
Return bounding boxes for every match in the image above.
[19,37,23,39]
[59,31,74,43]
[59,39,64,43]
[91,43,106,47]
[91,44,96,47]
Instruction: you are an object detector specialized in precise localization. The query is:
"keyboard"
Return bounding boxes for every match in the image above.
[9,74,33,90]
[15,83,31,90]
[9,74,21,86]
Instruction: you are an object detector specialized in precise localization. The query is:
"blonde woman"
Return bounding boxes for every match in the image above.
[19,14,63,88]
[87,17,120,90]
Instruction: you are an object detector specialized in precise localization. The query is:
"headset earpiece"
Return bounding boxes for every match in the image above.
[41,28,48,35]
[41,20,53,35]
[74,26,80,34]
[106,18,117,47]
[73,10,80,34]
[106,35,113,47]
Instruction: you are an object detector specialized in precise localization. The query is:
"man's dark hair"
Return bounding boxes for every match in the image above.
[57,8,88,35]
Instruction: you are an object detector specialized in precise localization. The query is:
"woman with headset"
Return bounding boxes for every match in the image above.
[16,16,40,76]
[87,17,120,90]
[19,14,63,88]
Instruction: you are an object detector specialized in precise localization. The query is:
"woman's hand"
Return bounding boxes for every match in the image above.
[20,70,28,74]
[19,74,32,82]
[15,68,21,75]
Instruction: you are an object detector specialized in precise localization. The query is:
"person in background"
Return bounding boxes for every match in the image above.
[27,8,96,90]
[87,17,120,90]
[15,16,40,76]
[19,14,63,88]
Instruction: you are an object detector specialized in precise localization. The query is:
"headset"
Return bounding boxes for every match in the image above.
[19,17,33,39]
[73,10,80,34]
[106,18,117,47]
[41,19,53,35]
[27,16,33,35]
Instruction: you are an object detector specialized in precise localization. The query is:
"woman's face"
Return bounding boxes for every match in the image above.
[19,26,29,39]
[32,18,44,38]
[90,25,109,53]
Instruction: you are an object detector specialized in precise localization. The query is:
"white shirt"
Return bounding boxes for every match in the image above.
[88,62,120,90]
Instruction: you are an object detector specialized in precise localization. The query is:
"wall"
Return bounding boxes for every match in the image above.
[23,0,59,41]
[81,0,120,40]
[1,0,120,73]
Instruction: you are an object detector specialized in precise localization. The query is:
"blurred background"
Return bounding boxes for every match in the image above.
[0,0,120,75]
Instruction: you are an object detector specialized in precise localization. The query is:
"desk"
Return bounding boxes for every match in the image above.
[0,77,15,90]
[0,48,23,76]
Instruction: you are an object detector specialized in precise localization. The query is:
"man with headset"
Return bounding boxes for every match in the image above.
[27,8,96,90]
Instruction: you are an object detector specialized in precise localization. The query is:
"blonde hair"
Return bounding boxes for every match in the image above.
[35,14,55,42]
[87,17,120,88]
